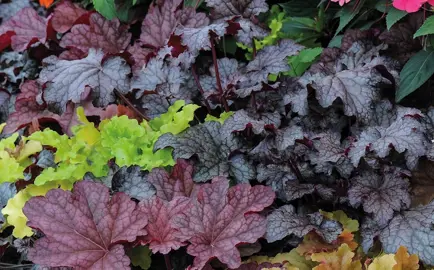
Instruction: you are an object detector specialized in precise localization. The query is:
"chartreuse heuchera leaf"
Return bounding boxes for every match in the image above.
[2,181,73,238]
[1,100,198,239]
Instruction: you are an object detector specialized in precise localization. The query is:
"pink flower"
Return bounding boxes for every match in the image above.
[393,0,427,12]
[331,0,351,6]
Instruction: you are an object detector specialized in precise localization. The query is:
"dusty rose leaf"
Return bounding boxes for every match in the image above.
[139,196,190,254]
[0,7,49,52]
[147,159,195,201]
[176,8,210,28]
[51,1,89,34]
[127,41,154,74]
[172,178,275,270]
[40,49,131,113]
[58,47,87,60]
[4,80,60,134]
[140,0,183,49]
[23,180,148,269]
[60,13,131,55]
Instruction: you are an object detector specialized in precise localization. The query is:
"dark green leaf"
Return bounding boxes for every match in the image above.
[184,0,204,8]
[414,15,434,38]
[280,0,321,17]
[93,0,117,20]
[386,7,407,30]
[397,49,434,102]
[287,47,323,76]
[127,246,152,270]
[335,0,364,36]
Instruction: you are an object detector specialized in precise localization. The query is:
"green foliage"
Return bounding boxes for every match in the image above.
[0,100,198,238]
[286,47,323,77]
[93,0,117,20]
[205,111,234,124]
[414,15,434,38]
[335,0,365,36]
[386,7,407,30]
[127,246,152,270]
[396,49,434,102]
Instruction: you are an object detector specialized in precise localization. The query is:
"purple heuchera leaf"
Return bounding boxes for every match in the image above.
[147,159,195,201]
[266,205,342,243]
[39,48,131,113]
[221,109,281,137]
[23,180,148,270]
[60,13,131,55]
[154,121,255,183]
[172,177,275,270]
[348,166,411,226]
[0,7,50,52]
[139,196,190,254]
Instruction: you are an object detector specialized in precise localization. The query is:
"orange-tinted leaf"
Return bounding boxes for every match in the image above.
[311,244,362,270]
[39,0,54,8]
[393,246,419,270]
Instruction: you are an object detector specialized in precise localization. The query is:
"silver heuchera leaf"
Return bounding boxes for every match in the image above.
[40,49,131,113]
[284,182,335,201]
[349,113,428,169]
[154,121,255,183]
[348,166,411,226]
[257,164,296,199]
[112,166,156,201]
[175,22,228,56]
[200,57,241,99]
[280,77,308,115]
[266,205,342,243]
[0,183,16,222]
[302,42,396,121]
[308,132,353,177]
[379,201,434,265]
[36,150,56,169]
[221,109,281,138]
[131,57,187,98]
[205,0,269,19]
[362,202,434,265]
[275,126,304,151]
[246,40,304,83]
[204,0,269,45]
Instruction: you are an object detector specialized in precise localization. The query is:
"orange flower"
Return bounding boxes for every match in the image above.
[39,0,54,8]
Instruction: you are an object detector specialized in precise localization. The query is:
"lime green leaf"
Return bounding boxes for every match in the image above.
[2,181,73,238]
[287,47,323,76]
[320,210,359,233]
[386,7,407,30]
[414,15,434,38]
[205,111,234,124]
[0,133,18,152]
[0,152,24,183]
[93,0,117,20]
[396,49,434,102]
[127,246,152,270]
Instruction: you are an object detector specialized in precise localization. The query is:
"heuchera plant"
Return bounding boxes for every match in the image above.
[1,0,434,269]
